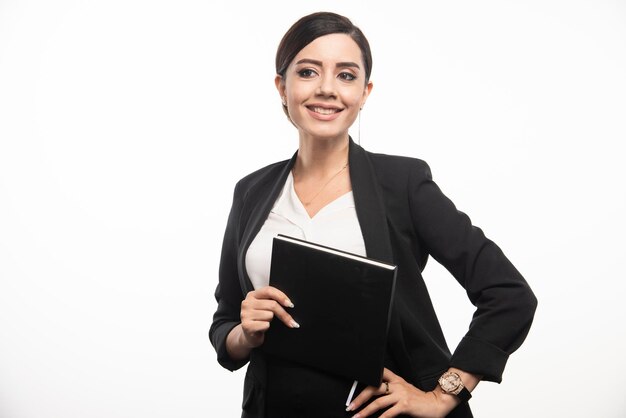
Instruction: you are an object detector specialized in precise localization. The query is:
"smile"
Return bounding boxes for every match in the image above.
[307,106,343,115]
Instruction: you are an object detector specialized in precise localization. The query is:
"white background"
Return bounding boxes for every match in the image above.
[1,1,625,417]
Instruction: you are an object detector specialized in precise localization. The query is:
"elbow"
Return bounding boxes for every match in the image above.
[515,285,538,341]
[523,285,538,320]
[510,281,538,326]
[209,320,249,372]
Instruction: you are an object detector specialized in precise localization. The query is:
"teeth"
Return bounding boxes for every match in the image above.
[311,107,338,115]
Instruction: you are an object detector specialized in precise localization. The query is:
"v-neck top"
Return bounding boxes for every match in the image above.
[245,171,366,290]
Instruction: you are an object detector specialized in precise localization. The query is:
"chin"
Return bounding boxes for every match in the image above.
[299,123,352,141]
[307,130,349,141]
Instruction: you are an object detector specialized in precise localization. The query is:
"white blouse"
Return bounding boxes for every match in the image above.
[245,171,366,290]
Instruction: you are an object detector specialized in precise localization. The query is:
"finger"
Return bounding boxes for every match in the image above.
[254,286,294,308]
[352,395,396,418]
[242,319,271,334]
[241,298,299,329]
[379,404,403,418]
[346,385,380,412]
[242,301,290,328]
[256,298,299,329]
[241,308,274,323]
[241,297,282,320]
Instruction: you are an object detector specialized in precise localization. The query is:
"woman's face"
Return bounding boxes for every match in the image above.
[276,33,373,142]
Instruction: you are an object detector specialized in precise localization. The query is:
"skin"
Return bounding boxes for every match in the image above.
[347,367,480,418]
[226,33,481,417]
[276,33,373,219]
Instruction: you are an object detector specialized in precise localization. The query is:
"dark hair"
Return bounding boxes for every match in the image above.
[275,12,373,83]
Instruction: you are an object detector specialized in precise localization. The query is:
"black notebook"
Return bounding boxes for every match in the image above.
[261,234,397,387]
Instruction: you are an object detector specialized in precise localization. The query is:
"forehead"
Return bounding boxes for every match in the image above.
[291,33,363,66]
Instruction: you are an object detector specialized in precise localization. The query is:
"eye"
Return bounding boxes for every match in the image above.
[297,68,318,78]
[338,72,357,81]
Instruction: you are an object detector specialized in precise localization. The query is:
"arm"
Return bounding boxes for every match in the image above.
[408,160,537,382]
[209,182,299,369]
[348,367,480,418]
[209,182,249,371]
[348,160,536,417]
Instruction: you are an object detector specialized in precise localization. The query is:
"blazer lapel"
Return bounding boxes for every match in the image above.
[350,139,416,378]
[349,139,394,264]
[236,152,297,294]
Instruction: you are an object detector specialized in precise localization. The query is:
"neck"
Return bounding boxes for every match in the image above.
[295,134,350,179]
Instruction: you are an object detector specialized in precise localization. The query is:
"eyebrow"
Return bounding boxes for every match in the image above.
[295,58,361,70]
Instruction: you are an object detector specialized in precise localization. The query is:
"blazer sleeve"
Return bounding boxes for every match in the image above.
[209,181,249,371]
[408,160,537,383]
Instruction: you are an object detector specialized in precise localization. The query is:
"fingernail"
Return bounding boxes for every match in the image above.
[353,414,361,418]
[290,320,300,329]
[285,299,294,308]
[346,403,354,411]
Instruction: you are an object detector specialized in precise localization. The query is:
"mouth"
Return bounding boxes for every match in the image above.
[306,105,343,116]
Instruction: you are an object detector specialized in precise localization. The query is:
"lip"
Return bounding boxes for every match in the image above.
[305,103,344,121]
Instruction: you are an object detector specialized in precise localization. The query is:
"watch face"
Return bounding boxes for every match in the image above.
[439,372,462,393]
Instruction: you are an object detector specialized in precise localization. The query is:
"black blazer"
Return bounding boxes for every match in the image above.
[210,140,537,418]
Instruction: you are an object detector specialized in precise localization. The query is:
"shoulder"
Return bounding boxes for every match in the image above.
[364,149,432,181]
[233,158,291,198]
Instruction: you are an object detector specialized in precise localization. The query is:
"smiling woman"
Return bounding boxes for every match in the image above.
[276,32,373,218]
[275,33,372,147]
[209,11,537,418]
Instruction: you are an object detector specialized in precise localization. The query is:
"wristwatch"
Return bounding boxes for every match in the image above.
[438,371,472,402]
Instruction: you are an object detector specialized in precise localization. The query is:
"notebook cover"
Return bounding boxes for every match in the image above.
[261,234,397,387]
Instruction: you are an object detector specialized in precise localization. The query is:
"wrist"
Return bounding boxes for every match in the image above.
[237,325,256,349]
[437,369,476,404]
[431,388,460,416]
[226,324,254,360]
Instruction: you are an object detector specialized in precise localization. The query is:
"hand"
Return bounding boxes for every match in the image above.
[347,368,457,418]
[239,286,299,349]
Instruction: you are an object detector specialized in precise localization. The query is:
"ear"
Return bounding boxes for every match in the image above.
[275,74,286,99]
[360,81,373,109]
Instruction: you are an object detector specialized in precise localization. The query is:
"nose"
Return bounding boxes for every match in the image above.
[316,74,336,98]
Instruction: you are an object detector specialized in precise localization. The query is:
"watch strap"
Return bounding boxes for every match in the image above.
[456,386,472,402]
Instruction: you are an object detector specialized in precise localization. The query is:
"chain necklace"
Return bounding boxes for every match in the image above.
[293,162,349,206]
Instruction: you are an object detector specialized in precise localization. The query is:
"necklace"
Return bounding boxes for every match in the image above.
[294,162,349,206]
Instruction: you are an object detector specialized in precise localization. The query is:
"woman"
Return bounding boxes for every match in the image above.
[210,11,537,418]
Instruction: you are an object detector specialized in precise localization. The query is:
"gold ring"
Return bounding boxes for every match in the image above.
[384,381,390,395]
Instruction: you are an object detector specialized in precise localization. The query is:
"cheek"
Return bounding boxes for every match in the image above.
[285,79,312,99]
[344,89,366,106]
[345,96,364,110]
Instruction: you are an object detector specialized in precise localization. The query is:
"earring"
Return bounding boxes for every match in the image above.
[282,97,287,106]
[358,108,362,145]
